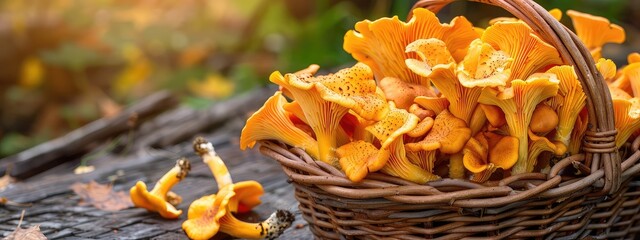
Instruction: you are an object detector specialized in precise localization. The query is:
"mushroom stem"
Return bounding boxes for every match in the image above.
[219,210,295,240]
[194,137,233,189]
[150,158,191,197]
[449,153,465,179]
[471,164,496,183]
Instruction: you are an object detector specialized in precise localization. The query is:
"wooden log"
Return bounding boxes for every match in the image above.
[0,91,178,179]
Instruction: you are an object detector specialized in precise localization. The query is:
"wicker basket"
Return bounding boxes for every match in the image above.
[259,0,640,238]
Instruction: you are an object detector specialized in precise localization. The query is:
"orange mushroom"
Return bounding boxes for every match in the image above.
[480,104,506,128]
[405,110,471,178]
[414,96,450,116]
[183,185,293,240]
[184,138,292,239]
[378,76,433,109]
[529,104,559,134]
[567,10,625,60]
[364,102,439,183]
[527,129,564,173]
[240,91,320,161]
[613,98,640,148]
[269,63,388,166]
[597,58,618,82]
[456,39,512,88]
[568,108,589,155]
[406,38,485,124]
[479,73,560,174]
[344,8,478,85]
[405,110,471,154]
[463,133,518,183]
[544,65,586,149]
[481,21,562,83]
[130,159,191,219]
[336,140,386,182]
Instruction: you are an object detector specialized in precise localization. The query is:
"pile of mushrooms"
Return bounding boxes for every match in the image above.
[130,137,294,239]
[241,7,636,184]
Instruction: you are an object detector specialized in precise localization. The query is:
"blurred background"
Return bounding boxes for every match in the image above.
[0,0,638,158]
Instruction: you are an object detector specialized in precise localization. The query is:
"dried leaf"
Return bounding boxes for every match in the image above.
[70,181,132,211]
[3,210,47,240]
[0,172,14,191]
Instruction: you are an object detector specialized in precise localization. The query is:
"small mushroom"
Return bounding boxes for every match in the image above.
[480,104,506,128]
[405,110,472,179]
[269,63,388,166]
[336,140,386,182]
[183,138,292,240]
[409,103,435,119]
[378,76,434,109]
[414,96,450,116]
[481,21,562,83]
[405,110,471,154]
[529,104,559,134]
[240,91,320,161]
[130,158,191,219]
[613,98,640,148]
[462,133,518,183]
[568,108,589,155]
[365,102,439,183]
[182,185,293,240]
[597,58,618,82]
[479,73,560,174]
[527,129,564,173]
[567,10,625,60]
[343,8,478,85]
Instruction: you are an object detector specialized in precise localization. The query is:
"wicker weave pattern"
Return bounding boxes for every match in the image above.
[257,0,640,238]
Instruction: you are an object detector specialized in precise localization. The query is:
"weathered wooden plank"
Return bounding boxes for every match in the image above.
[0,91,179,179]
[0,133,312,239]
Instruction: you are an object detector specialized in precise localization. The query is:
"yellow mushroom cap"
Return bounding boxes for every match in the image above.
[596,58,618,82]
[378,77,434,110]
[414,96,450,116]
[183,180,272,240]
[269,63,388,166]
[544,65,586,147]
[240,91,320,160]
[457,39,512,88]
[405,110,471,154]
[366,101,419,149]
[337,140,387,182]
[622,63,640,97]
[130,159,191,219]
[404,38,455,78]
[530,104,559,133]
[613,98,640,148]
[480,104,506,128]
[481,21,562,83]
[567,10,625,60]
[344,8,478,85]
[463,133,518,182]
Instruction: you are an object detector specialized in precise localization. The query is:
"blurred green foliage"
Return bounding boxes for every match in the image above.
[0,0,637,157]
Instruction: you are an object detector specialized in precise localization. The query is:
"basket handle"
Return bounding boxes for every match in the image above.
[410,0,621,194]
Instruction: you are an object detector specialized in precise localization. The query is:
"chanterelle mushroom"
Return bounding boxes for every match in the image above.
[183,138,293,240]
[130,158,191,219]
[344,8,478,86]
[613,98,640,148]
[567,10,625,60]
[479,73,559,174]
[240,91,320,161]
[463,133,518,183]
[481,21,562,83]
[269,63,388,166]
[545,65,585,149]
[364,102,439,183]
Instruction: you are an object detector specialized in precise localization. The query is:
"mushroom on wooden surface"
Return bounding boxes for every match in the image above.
[129,158,191,219]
